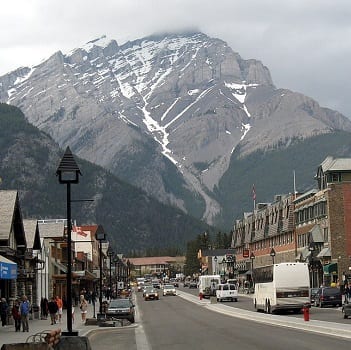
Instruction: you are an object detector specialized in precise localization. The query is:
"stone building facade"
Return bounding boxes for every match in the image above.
[231,156,351,288]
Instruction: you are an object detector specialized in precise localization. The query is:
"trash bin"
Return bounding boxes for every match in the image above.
[32,305,40,319]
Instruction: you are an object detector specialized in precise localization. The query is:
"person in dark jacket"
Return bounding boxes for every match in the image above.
[12,300,21,331]
[47,297,58,325]
[0,298,9,327]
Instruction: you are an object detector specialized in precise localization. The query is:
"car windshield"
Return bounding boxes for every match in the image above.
[164,285,174,289]
[109,300,131,308]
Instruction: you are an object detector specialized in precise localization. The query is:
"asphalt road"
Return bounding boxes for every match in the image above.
[90,288,351,350]
[182,285,349,324]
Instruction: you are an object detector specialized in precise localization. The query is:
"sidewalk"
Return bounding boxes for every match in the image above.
[0,301,101,348]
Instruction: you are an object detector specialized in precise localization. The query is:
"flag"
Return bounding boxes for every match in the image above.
[252,184,256,201]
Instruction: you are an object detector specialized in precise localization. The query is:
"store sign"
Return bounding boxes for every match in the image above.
[243,249,250,258]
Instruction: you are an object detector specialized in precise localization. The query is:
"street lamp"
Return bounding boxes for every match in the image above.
[56,146,81,337]
[250,252,255,291]
[107,248,114,299]
[113,255,119,297]
[96,227,106,317]
[270,248,276,265]
[214,256,218,274]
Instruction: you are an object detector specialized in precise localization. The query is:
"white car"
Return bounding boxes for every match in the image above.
[163,284,177,296]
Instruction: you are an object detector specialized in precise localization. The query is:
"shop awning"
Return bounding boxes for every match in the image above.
[323,263,338,275]
[317,247,331,258]
[0,255,17,279]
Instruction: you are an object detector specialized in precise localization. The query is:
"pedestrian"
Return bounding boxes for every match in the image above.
[12,300,21,332]
[19,295,30,332]
[0,298,9,327]
[55,296,63,323]
[72,306,75,323]
[344,283,350,304]
[41,297,49,320]
[79,295,88,322]
[47,297,58,325]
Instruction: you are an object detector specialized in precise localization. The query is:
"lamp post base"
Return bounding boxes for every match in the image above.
[62,330,79,336]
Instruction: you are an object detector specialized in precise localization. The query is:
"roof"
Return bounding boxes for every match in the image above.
[321,157,351,172]
[0,190,18,240]
[38,221,65,238]
[23,219,41,250]
[128,256,178,266]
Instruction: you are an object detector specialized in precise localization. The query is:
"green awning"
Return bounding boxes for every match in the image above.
[323,263,338,275]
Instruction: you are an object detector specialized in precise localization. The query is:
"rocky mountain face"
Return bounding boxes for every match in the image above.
[2,32,351,227]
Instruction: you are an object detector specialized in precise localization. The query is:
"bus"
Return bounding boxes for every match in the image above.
[253,262,310,314]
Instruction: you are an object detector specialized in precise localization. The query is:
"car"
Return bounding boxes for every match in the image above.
[142,285,153,296]
[342,303,351,319]
[170,278,179,287]
[152,281,161,289]
[144,287,159,300]
[189,281,198,289]
[314,287,342,307]
[106,298,135,323]
[310,287,319,304]
[163,284,177,296]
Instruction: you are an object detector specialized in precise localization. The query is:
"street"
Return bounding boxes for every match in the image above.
[90,287,351,350]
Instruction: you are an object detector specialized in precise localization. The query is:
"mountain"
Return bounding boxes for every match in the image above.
[0,103,212,253]
[1,32,351,229]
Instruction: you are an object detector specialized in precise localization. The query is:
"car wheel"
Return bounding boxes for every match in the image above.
[235,298,238,302]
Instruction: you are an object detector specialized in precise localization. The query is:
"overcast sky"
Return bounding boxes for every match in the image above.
[2,0,351,118]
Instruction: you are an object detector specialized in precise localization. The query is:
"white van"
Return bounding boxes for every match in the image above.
[216,283,238,302]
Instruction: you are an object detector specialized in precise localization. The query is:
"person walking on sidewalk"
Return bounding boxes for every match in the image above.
[48,297,58,325]
[0,298,9,327]
[55,296,63,323]
[12,300,21,332]
[19,295,30,332]
[79,295,88,322]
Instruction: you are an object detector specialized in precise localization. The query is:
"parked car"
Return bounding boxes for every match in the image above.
[144,286,160,300]
[163,284,177,296]
[314,287,342,307]
[106,298,135,323]
[342,302,351,319]
[189,281,198,289]
[310,287,319,304]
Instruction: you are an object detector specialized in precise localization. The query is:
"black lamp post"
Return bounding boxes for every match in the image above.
[250,252,255,290]
[56,147,81,336]
[113,256,119,297]
[270,248,276,265]
[107,248,114,299]
[96,227,106,316]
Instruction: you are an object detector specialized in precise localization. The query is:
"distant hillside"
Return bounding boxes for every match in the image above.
[0,103,213,253]
[216,131,351,227]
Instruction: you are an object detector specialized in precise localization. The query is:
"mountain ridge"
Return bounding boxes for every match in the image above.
[1,31,351,228]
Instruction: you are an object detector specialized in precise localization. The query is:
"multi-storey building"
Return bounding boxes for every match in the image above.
[231,156,351,289]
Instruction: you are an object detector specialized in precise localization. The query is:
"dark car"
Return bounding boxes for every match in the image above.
[189,281,198,289]
[144,286,160,300]
[310,288,319,304]
[314,287,342,307]
[106,298,135,323]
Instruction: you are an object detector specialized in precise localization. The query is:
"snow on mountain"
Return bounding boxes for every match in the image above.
[1,32,351,225]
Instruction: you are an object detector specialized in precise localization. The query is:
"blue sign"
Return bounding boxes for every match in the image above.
[0,260,17,279]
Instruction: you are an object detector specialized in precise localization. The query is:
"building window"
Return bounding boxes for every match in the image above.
[323,227,329,242]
